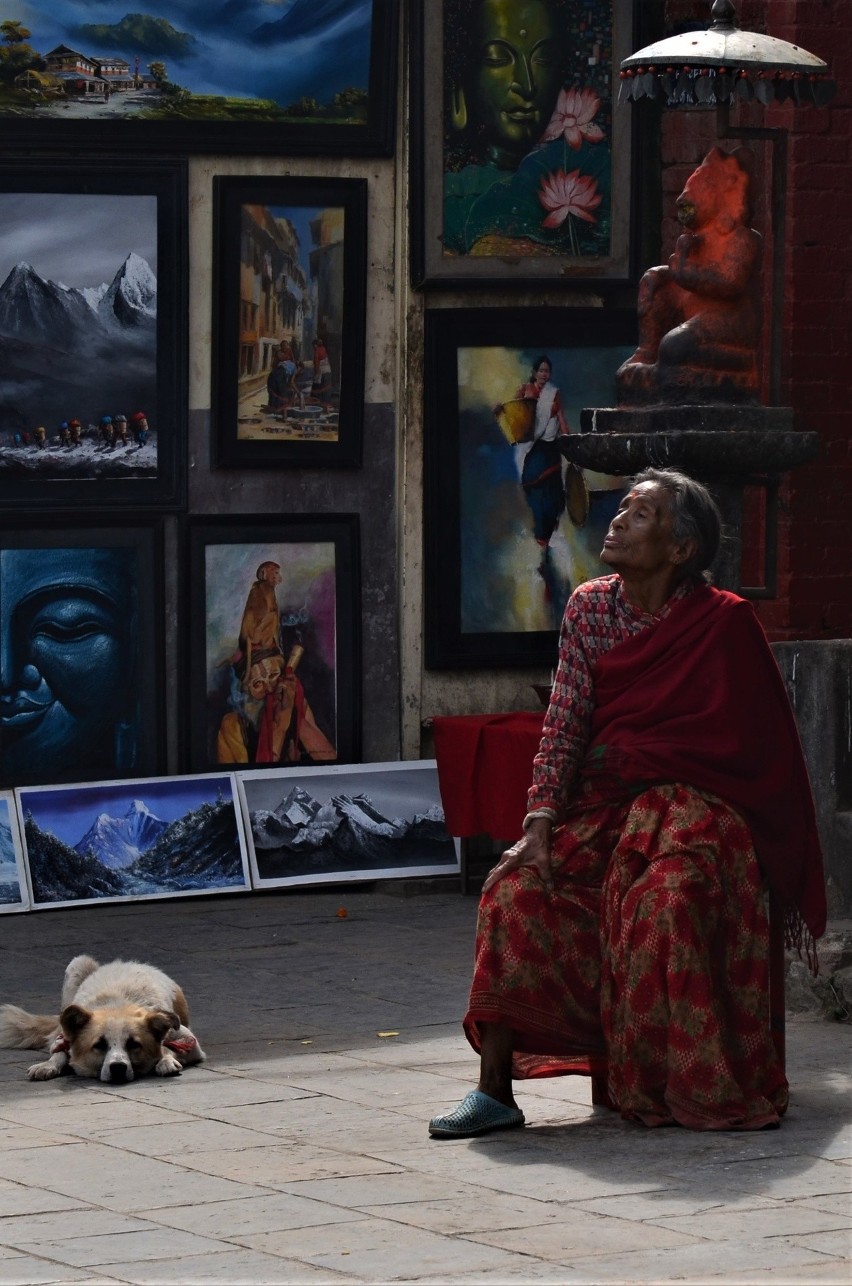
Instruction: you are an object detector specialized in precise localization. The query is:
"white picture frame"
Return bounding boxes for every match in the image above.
[0,790,30,913]
[237,759,460,890]
[18,773,251,911]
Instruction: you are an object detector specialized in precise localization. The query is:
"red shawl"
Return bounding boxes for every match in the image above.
[587,583,826,940]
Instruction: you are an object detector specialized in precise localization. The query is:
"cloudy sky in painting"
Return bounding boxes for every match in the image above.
[0,193,157,287]
[11,0,373,104]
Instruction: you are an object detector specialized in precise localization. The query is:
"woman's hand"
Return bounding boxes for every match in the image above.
[482,817,554,894]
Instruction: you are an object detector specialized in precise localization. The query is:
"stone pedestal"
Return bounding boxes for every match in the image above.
[561,405,820,593]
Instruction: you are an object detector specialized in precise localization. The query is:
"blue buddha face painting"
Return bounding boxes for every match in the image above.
[0,532,159,787]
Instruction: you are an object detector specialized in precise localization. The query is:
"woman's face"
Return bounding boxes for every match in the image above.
[470,0,564,165]
[0,548,134,780]
[533,361,551,387]
[600,483,685,577]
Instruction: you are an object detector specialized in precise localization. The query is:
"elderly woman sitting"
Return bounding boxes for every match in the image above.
[430,467,825,1137]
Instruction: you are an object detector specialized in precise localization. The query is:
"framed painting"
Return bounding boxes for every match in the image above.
[0,516,164,787]
[0,2,398,156]
[17,773,250,910]
[237,760,460,890]
[211,176,367,470]
[0,157,186,510]
[410,0,636,287]
[423,306,636,669]
[185,514,361,773]
[0,790,29,912]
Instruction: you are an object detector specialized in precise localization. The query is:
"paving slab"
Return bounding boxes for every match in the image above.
[0,888,848,1285]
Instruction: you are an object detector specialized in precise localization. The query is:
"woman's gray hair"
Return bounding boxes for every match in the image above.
[633,467,722,580]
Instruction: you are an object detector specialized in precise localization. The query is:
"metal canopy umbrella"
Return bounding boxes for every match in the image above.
[616,0,835,404]
[618,0,835,108]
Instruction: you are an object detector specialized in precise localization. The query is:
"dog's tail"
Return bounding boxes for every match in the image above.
[0,1005,59,1050]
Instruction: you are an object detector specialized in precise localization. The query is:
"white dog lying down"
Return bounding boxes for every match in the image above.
[0,955,206,1083]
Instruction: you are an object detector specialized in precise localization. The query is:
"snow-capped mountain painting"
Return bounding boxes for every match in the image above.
[18,775,250,909]
[0,792,28,912]
[0,192,159,481]
[238,761,459,888]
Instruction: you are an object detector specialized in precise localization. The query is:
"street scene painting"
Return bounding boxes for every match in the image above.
[238,760,460,889]
[18,774,250,910]
[0,160,185,507]
[212,177,366,468]
[187,516,360,773]
[0,790,28,912]
[237,203,344,445]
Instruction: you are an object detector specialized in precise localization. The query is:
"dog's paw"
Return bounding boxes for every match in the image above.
[155,1053,183,1077]
[27,1060,59,1081]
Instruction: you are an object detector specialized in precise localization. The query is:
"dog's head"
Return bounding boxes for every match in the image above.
[60,1003,180,1083]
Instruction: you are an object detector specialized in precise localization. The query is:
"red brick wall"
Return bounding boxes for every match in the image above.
[659,2,852,639]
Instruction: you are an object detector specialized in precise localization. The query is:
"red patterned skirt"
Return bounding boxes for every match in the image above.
[464,783,788,1130]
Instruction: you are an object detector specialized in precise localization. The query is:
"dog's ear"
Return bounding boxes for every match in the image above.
[146,1010,180,1042]
[60,1003,93,1037]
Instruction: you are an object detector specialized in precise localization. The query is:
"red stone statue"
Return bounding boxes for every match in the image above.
[617,146,762,405]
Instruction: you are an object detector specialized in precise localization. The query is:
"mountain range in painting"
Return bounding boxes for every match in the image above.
[24,796,246,904]
[0,254,157,442]
[249,783,456,879]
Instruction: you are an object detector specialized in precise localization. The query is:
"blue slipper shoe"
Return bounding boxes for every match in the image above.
[429,1090,525,1139]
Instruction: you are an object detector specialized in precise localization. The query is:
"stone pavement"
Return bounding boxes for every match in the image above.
[0,886,849,1286]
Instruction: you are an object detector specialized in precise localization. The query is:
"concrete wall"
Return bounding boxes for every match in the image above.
[773,641,852,918]
[180,154,402,767]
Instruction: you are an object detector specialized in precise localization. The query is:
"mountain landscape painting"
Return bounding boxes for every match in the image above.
[0,791,28,912]
[238,760,460,888]
[0,190,159,481]
[18,774,250,909]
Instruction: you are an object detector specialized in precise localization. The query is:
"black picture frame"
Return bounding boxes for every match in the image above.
[211,176,367,471]
[0,2,399,157]
[424,306,637,669]
[0,156,186,511]
[184,514,361,773]
[0,514,165,787]
[410,0,636,288]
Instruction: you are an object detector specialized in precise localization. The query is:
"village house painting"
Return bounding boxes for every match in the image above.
[0,4,397,148]
[25,42,159,100]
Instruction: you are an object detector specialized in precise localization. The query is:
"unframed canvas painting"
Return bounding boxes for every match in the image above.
[0,790,28,912]
[19,774,250,909]
[238,760,460,888]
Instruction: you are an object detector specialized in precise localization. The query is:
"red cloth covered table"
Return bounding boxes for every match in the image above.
[432,712,545,841]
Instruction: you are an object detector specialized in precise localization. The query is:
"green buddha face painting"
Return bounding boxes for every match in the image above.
[460,0,566,168]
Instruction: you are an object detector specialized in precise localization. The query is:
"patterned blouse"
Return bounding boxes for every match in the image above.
[526,574,695,822]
